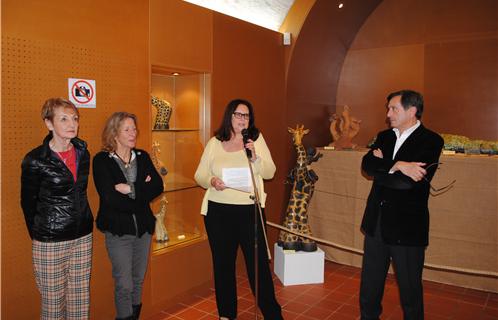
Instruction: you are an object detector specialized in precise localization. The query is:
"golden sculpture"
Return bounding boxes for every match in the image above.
[329,105,361,149]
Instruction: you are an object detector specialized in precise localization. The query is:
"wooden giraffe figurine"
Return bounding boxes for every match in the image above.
[278,125,322,252]
[151,141,168,178]
[154,195,169,242]
[151,96,172,130]
[151,141,169,242]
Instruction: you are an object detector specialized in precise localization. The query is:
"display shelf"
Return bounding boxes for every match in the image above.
[150,67,210,252]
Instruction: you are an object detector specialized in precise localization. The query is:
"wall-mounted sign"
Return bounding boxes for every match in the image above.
[68,78,96,108]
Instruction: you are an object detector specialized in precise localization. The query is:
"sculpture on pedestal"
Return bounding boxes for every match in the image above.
[329,105,361,149]
[151,96,172,130]
[278,125,322,252]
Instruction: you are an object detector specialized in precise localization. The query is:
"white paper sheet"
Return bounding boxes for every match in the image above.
[222,167,252,193]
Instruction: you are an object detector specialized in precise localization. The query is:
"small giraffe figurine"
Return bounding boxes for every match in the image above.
[151,141,169,242]
[151,141,168,178]
[151,96,172,130]
[154,195,169,242]
[278,125,322,252]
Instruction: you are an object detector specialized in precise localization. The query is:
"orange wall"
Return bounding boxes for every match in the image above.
[1,0,149,319]
[337,0,498,144]
[150,0,213,72]
[2,0,291,318]
[212,13,287,244]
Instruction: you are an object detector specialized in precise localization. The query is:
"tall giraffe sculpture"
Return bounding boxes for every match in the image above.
[278,125,322,252]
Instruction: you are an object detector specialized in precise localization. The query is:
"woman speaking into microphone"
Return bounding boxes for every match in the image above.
[194,99,283,320]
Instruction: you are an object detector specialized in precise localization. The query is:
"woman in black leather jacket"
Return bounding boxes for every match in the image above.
[93,112,163,320]
[21,97,93,320]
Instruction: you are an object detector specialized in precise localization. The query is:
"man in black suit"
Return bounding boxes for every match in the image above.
[359,90,444,320]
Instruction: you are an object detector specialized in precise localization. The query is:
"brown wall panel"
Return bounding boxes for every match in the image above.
[150,0,213,72]
[424,38,497,140]
[286,0,381,150]
[337,44,425,144]
[212,13,287,242]
[1,0,149,319]
[149,239,212,311]
[148,1,214,312]
[338,0,498,145]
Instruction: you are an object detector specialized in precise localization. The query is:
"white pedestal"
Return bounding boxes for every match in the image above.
[273,243,324,286]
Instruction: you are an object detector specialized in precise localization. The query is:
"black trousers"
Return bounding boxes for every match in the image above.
[204,201,283,320]
[360,222,426,320]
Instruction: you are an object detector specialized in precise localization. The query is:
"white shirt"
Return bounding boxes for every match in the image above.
[392,120,421,159]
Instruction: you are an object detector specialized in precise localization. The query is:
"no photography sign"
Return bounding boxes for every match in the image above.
[68,78,96,108]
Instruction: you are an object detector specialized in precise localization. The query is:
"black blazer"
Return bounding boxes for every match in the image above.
[93,149,164,237]
[361,124,444,246]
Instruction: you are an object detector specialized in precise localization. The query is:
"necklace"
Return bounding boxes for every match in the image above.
[50,142,73,164]
[56,149,74,164]
[115,151,131,168]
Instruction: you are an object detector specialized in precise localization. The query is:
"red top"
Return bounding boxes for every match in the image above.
[57,148,77,182]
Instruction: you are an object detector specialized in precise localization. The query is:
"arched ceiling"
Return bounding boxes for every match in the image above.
[183,0,296,31]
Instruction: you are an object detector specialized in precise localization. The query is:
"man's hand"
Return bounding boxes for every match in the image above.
[391,161,427,181]
[115,183,131,194]
[373,148,383,159]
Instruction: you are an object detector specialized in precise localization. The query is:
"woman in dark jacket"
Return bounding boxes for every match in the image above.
[93,112,163,320]
[21,97,93,320]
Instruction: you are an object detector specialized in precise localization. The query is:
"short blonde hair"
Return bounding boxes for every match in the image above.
[101,112,138,152]
[41,98,79,121]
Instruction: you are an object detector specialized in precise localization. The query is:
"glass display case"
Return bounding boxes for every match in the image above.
[150,66,211,252]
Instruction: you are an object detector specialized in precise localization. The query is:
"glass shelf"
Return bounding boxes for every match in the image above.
[152,128,200,132]
[161,172,198,192]
[151,230,205,253]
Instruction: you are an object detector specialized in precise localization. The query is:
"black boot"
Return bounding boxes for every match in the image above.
[132,304,142,320]
[115,316,134,320]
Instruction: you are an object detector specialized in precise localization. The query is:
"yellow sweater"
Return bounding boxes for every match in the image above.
[194,134,276,215]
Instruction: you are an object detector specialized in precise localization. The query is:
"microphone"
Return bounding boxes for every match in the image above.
[241,129,252,158]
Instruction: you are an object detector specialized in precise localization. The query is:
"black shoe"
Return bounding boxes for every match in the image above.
[132,303,142,319]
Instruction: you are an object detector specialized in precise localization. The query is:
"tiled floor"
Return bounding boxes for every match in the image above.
[146,261,498,320]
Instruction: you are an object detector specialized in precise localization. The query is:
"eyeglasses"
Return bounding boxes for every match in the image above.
[233,112,250,120]
[423,162,456,194]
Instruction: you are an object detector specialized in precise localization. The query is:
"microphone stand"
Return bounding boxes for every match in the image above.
[246,153,271,320]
